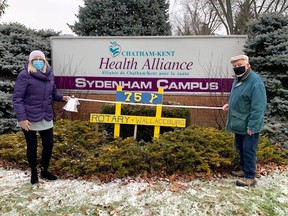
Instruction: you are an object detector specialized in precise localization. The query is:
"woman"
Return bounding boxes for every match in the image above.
[13,50,70,184]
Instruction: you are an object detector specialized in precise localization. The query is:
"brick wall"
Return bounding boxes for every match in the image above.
[54,93,229,129]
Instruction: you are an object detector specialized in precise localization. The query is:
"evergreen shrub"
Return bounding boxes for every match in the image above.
[0,80,18,134]
[0,120,287,181]
[244,13,288,149]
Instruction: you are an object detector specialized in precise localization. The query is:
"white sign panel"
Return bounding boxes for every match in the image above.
[51,36,247,94]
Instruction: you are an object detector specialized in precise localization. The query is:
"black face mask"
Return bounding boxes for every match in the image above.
[233,66,246,75]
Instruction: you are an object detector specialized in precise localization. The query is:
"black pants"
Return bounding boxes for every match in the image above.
[22,128,54,170]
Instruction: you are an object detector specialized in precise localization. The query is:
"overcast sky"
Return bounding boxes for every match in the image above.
[1,0,84,35]
[1,0,176,35]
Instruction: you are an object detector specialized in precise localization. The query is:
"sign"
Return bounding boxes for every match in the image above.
[116,91,163,104]
[90,114,186,127]
[51,36,247,94]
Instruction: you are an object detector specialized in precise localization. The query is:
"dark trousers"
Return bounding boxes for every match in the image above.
[234,133,259,179]
[22,128,54,171]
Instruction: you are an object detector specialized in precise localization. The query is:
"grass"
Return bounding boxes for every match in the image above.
[1,167,288,216]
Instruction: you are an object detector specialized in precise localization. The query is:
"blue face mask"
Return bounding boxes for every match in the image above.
[32,60,45,71]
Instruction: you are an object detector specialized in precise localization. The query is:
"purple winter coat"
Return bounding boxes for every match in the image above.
[13,63,63,122]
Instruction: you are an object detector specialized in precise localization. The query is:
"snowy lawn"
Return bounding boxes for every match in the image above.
[0,167,287,216]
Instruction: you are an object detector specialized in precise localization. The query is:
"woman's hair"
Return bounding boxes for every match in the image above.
[27,59,50,73]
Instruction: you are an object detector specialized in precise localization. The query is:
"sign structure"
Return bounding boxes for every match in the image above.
[90,86,186,139]
[51,36,247,94]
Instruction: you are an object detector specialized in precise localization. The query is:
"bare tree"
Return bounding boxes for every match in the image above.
[171,0,288,35]
[253,0,288,18]
[0,0,9,18]
[234,0,255,35]
[207,0,288,34]
[171,0,221,35]
[206,0,232,34]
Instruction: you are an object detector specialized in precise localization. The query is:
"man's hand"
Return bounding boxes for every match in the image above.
[20,120,31,131]
[247,129,254,135]
[222,103,229,111]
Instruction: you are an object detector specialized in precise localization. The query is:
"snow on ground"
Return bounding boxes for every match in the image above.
[0,167,287,215]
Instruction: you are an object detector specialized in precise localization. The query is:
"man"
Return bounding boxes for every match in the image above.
[222,54,267,187]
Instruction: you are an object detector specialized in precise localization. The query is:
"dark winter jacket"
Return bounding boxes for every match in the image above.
[226,69,267,134]
[13,63,63,122]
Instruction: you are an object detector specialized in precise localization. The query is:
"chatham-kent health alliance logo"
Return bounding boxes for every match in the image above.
[109,41,121,58]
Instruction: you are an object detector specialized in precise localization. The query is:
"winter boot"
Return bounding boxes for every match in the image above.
[30,168,39,184]
[236,178,256,187]
[40,168,58,181]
